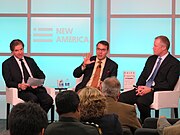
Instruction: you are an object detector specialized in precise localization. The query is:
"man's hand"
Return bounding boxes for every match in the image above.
[18,83,30,90]
[136,86,152,96]
[82,53,95,67]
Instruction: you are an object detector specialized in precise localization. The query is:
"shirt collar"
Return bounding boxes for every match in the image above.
[96,57,107,64]
[159,52,169,61]
[14,56,25,62]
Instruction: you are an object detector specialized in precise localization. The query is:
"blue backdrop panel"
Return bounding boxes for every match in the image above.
[110,18,171,54]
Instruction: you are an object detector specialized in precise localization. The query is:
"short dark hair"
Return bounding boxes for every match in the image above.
[155,35,170,50]
[96,40,109,50]
[55,90,80,115]
[9,102,48,135]
[10,39,24,52]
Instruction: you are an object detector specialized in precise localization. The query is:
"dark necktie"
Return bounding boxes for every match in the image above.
[19,59,30,83]
[91,61,102,88]
[146,57,162,87]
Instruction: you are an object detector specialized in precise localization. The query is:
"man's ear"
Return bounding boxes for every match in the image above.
[162,45,167,51]
[77,104,80,112]
[40,128,45,135]
[117,91,120,101]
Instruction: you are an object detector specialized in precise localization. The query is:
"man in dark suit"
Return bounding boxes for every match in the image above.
[45,90,100,135]
[119,35,180,123]
[73,40,118,92]
[2,39,53,113]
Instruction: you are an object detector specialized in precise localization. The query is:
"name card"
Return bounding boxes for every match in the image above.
[123,71,136,91]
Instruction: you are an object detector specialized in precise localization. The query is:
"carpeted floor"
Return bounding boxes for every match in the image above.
[0,130,9,135]
[0,119,9,135]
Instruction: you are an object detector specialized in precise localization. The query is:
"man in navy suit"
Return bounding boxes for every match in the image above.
[2,39,53,113]
[119,35,180,123]
[73,40,118,92]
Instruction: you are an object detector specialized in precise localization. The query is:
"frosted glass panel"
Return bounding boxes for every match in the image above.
[94,0,107,54]
[176,0,180,14]
[31,17,90,53]
[111,57,147,89]
[111,0,171,14]
[110,18,171,54]
[31,0,90,14]
[32,56,84,89]
[0,17,27,53]
[175,19,180,55]
[0,0,27,13]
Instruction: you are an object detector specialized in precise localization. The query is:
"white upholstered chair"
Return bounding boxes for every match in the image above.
[6,87,55,129]
[150,78,180,118]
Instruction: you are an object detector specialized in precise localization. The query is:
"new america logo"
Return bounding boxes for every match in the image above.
[32,27,89,43]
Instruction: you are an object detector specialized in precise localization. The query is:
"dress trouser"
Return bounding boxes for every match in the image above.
[18,86,53,113]
[118,89,154,123]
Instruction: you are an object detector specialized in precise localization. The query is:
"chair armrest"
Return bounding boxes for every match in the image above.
[45,87,55,100]
[134,128,159,135]
[151,91,180,109]
[6,87,24,105]
[143,118,158,128]
[143,118,180,129]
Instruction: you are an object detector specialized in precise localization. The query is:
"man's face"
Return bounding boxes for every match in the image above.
[12,44,24,59]
[153,38,166,56]
[96,43,109,60]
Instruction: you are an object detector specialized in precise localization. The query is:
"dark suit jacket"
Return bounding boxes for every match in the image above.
[73,56,118,92]
[137,54,180,91]
[45,117,100,135]
[2,56,45,88]
[83,114,123,135]
[105,97,141,133]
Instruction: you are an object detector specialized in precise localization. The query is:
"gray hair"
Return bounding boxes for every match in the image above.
[102,77,121,99]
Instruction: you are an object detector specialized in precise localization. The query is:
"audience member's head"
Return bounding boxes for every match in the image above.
[78,87,106,121]
[101,77,121,100]
[55,90,80,118]
[9,102,48,135]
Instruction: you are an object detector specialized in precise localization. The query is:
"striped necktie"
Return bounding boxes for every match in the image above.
[146,57,162,87]
[19,59,30,83]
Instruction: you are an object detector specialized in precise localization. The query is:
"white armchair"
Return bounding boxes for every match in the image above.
[6,87,55,129]
[150,78,180,118]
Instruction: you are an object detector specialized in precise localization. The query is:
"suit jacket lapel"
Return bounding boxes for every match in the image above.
[11,56,23,80]
[101,57,110,80]
[150,54,170,79]
[158,54,170,71]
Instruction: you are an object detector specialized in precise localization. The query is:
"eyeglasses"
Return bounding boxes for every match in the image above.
[96,48,107,52]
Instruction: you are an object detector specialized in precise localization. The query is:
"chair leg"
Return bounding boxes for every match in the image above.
[155,110,159,118]
[174,108,178,118]
[6,103,10,130]
[51,105,54,122]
